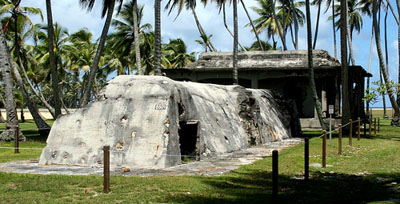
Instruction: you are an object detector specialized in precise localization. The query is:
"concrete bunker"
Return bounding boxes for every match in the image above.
[39,76,299,169]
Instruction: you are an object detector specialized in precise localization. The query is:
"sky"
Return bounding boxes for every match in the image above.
[20,0,400,108]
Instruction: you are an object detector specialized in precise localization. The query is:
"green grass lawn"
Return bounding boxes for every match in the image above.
[0,119,399,203]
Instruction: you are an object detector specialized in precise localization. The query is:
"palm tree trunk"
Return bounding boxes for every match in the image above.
[341,0,351,126]
[383,6,389,118]
[387,0,399,25]
[80,0,116,106]
[345,1,356,65]
[332,0,337,58]
[133,0,143,75]
[313,1,321,49]
[233,0,239,85]
[366,26,373,116]
[0,26,19,140]
[272,0,288,50]
[396,0,400,109]
[154,0,162,75]
[223,4,246,51]
[190,6,216,52]
[19,57,55,118]
[13,59,51,130]
[291,0,299,49]
[373,0,400,125]
[240,0,263,51]
[306,0,327,130]
[46,0,61,117]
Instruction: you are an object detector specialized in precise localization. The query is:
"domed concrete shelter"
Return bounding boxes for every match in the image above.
[40,76,299,169]
[162,50,371,128]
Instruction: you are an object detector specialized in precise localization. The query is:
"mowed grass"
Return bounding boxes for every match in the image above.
[0,119,399,203]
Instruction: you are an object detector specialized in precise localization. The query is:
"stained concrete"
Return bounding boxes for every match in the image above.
[39,76,299,169]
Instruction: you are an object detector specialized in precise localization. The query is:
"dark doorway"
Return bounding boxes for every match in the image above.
[178,120,198,161]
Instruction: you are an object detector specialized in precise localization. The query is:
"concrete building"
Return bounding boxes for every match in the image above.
[162,50,371,128]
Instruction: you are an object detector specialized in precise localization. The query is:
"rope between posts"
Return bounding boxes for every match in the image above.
[318,119,361,138]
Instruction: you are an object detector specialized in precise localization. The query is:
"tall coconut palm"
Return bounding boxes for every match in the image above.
[397,0,400,109]
[109,2,151,74]
[163,38,195,68]
[331,0,364,65]
[0,1,50,130]
[165,0,217,52]
[154,0,162,75]
[79,0,124,107]
[340,0,351,126]
[45,0,61,118]
[132,0,142,75]
[222,3,246,51]
[251,0,305,49]
[306,0,327,130]
[0,22,19,141]
[372,0,400,125]
[233,0,238,85]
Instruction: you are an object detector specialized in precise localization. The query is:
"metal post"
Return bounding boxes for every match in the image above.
[103,146,110,194]
[15,126,19,154]
[338,124,342,155]
[304,137,309,181]
[349,119,353,146]
[272,150,278,202]
[357,117,361,141]
[329,114,332,145]
[322,131,326,168]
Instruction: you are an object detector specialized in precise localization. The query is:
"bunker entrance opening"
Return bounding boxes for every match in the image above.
[178,120,198,161]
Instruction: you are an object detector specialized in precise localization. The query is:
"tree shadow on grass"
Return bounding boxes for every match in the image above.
[166,170,400,204]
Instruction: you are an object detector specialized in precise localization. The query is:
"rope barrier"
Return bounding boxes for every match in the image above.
[317,119,362,138]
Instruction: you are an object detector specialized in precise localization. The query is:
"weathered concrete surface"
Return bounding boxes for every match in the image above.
[2,138,302,176]
[39,76,299,169]
[188,50,340,69]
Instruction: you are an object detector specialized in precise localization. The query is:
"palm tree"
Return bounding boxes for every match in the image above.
[311,0,334,49]
[341,0,351,126]
[132,0,142,75]
[251,0,305,49]
[79,0,124,107]
[222,3,247,51]
[331,0,364,65]
[0,1,50,130]
[154,0,162,75]
[163,38,195,68]
[195,34,212,52]
[396,0,400,110]
[45,0,61,118]
[373,0,400,125]
[240,1,264,51]
[109,2,151,74]
[0,23,19,141]
[306,0,327,130]
[165,0,217,52]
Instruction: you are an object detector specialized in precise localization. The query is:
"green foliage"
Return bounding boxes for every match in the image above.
[363,80,400,105]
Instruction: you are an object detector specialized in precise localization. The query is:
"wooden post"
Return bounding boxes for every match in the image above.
[349,119,353,146]
[374,118,377,135]
[338,124,342,155]
[103,146,110,194]
[272,150,278,202]
[369,118,372,137]
[304,137,309,181]
[14,126,19,154]
[357,117,361,141]
[322,131,326,168]
[378,118,380,132]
